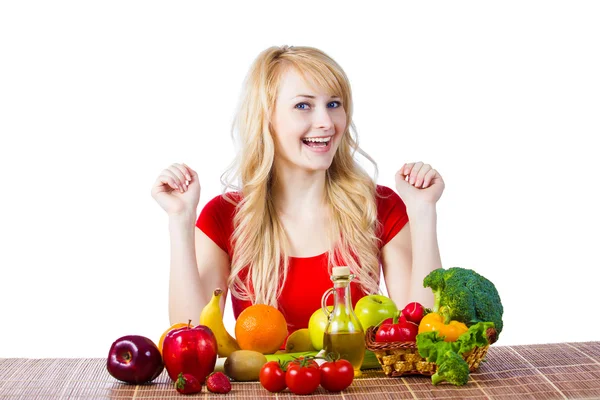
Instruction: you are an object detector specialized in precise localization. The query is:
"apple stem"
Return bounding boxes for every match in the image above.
[188,319,192,329]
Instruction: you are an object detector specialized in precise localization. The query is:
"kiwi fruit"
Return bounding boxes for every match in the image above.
[223,350,268,381]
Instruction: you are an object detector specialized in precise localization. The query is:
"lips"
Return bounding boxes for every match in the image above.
[301,136,333,153]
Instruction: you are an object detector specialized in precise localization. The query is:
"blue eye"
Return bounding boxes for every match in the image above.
[295,101,342,110]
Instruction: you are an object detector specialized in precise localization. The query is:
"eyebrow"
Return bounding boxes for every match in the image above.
[292,95,341,100]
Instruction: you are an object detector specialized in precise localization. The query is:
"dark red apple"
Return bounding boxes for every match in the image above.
[107,335,164,384]
[162,321,218,384]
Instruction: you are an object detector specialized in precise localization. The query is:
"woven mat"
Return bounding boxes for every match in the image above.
[1,342,599,399]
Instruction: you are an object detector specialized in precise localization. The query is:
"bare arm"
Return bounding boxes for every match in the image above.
[168,211,230,325]
[381,206,441,309]
[383,161,445,309]
[152,163,231,326]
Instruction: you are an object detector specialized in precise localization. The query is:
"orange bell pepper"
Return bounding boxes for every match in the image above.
[418,311,468,342]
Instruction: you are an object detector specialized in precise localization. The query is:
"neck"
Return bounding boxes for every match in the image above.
[271,164,328,216]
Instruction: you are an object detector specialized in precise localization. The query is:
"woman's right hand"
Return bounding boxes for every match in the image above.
[151,163,200,216]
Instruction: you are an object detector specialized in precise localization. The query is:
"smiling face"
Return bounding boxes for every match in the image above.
[270,67,347,174]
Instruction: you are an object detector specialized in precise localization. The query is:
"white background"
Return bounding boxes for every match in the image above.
[1,1,598,358]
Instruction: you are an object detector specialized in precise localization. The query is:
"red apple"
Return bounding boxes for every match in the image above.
[107,335,164,384]
[162,321,218,384]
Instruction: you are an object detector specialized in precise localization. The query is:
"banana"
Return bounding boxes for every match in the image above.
[200,288,241,357]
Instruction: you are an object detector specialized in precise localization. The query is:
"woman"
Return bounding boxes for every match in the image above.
[151,45,444,332]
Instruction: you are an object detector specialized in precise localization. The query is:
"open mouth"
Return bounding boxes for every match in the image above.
[301,136,332,148]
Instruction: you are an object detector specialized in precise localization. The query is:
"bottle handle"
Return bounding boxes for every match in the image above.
[321,288,334,318]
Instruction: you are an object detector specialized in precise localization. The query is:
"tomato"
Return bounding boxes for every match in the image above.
[320,359,354,392]
[285,358,321,395]
[259,361,286,393]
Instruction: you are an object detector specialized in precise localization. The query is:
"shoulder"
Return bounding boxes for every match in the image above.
[375,185,405,211]
[202,191,242,215]
[376,184,396,197]
[196,191,242,254]
[374,185,409,246]
[197,191,242,230]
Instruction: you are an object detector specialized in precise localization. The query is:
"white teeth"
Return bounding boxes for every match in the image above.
[303,137,331,143]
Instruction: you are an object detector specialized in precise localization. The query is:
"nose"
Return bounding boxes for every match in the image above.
[314,107,334,131]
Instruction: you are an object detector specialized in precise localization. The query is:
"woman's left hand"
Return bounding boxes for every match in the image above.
[394,161,445,210]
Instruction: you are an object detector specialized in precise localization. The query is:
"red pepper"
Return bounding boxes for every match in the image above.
[375,315,419,342]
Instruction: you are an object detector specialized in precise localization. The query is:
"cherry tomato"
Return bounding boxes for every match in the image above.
[259,361,286,393]
[320,359,354,392]
[285,358,321,395]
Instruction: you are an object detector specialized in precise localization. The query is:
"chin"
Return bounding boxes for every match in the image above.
[302,151,339,172]
[304,160,334,172]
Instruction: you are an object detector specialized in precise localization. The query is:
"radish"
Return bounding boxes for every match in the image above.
[401,302,426,325]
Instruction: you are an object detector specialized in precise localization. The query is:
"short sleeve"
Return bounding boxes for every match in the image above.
[195,193,238,255]
[376,185,409,247]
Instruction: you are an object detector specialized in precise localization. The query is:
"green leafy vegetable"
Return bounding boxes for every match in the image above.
[416,331,457,364]
[455,322,496,355]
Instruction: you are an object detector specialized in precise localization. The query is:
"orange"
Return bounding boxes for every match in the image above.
[158,322,188,355]
[235,304,288,354]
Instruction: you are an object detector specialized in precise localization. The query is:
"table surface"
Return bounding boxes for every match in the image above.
[1,341,599,399]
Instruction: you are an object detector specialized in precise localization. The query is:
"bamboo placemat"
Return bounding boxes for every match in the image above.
[1,341,599,399]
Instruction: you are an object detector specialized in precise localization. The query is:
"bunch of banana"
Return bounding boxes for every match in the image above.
[199,288,241,357]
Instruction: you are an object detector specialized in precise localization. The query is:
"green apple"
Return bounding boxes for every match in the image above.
[308,306,333,350]
[354,294,398,330]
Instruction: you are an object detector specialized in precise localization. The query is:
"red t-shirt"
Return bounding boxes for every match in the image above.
[195,185,408,334]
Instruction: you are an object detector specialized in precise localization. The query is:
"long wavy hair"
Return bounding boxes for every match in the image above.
[221,45,382,307]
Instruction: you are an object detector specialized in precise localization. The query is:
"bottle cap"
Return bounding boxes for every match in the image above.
[332,266,350,277]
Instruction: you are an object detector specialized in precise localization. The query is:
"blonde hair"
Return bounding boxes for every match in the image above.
[221,45,382,306]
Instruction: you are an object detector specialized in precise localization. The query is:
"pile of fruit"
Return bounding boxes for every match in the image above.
[105,266,503,393]
[105,288,343,395]
[106,322,230,394]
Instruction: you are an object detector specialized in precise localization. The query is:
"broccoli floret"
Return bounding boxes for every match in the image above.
[423,267,503,338]
[431,351,470,386]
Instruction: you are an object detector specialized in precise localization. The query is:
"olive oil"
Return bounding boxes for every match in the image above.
[323,331,366,372]
[321,266,366,377]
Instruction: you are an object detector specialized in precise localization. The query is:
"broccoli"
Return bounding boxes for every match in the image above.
[423,267,503,338]
[431,351,470,386]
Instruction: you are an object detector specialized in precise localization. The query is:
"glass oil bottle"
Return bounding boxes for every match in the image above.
[321,266,365,376]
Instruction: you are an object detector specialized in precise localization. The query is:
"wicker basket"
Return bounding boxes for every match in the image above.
[364,326,494,377]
